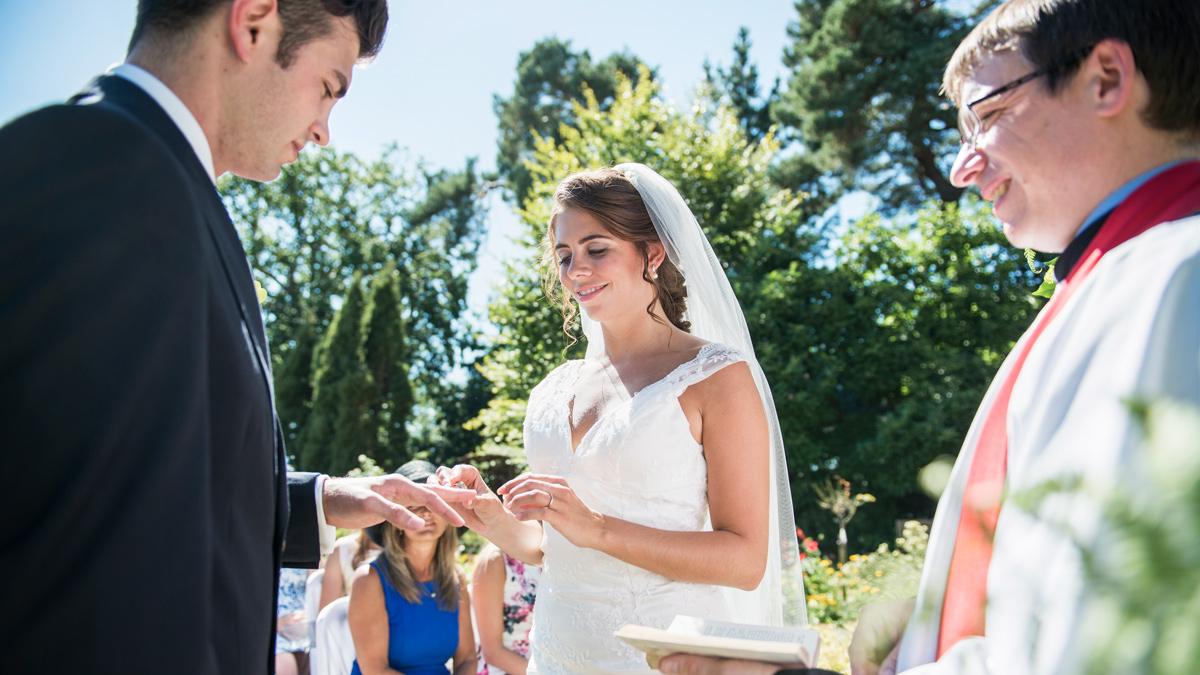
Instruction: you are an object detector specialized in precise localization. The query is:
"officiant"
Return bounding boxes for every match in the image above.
[661,0,1200,673]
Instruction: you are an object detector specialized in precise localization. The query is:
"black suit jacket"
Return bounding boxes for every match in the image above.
[0,74,320,673]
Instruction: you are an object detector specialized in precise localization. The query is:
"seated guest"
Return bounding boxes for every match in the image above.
[277,567,315,675]
[322,530,381,611]
[471,543,540,674]
[348,461,476,675]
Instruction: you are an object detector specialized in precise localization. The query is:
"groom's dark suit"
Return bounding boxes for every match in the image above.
[0,74,320,673]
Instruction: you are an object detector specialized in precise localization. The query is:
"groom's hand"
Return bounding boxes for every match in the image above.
[321,474,473,531]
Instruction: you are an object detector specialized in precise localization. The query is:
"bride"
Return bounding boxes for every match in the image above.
[441,164,806,673]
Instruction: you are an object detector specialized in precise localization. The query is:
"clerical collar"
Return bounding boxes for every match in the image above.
[109,63,216,184]
[1055,160,1190,281]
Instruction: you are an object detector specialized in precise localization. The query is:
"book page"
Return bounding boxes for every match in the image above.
[615,618,820,668]
[668,615,814,644]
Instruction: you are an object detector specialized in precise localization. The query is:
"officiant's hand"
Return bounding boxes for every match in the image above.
[322,475,473,531]
[849,597,913,675]
[434,464,512,535]
[657,654,793,674]
[499,473,605,549]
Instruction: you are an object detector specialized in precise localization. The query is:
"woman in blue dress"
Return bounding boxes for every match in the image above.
[349,460,476,675]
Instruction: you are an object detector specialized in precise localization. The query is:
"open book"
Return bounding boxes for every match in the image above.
[615,615,820,669]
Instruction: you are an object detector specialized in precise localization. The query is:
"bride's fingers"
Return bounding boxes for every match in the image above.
[448,501,487,531]
[496,472,533,496]
[513,507,549,522]
[442,464,491,494]
[499,474,568,498]
[505,488,555,512]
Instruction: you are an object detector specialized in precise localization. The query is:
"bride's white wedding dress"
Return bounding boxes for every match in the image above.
[523,341,749,674]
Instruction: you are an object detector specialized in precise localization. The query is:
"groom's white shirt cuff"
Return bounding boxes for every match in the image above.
[109,63,216,184]
[315,475,336,557]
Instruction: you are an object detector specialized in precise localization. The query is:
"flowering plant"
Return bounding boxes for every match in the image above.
[800,520,927,625]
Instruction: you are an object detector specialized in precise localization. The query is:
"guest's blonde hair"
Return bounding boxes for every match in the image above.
[377,524,461,611]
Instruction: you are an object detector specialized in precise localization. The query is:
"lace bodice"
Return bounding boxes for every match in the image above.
[522,342,749,673]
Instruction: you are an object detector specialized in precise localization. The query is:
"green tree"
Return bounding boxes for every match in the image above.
[773,0,973,211]
[303,273,374,474]
[493,38,654,205]
[361,262,414,469]
[703,26,778,143]
[758,201,1041,545]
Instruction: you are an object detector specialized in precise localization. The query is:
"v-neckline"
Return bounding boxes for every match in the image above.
[563,343,714,455]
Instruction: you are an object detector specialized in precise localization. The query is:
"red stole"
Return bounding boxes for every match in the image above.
[937,161,1200,657]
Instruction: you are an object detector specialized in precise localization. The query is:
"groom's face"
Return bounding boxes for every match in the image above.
[225,13,360,181]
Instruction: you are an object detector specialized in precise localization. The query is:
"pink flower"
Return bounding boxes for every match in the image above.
[795,527,806,540]
[804,538,820,553]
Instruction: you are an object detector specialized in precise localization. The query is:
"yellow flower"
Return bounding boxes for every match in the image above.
[254,279,268,304]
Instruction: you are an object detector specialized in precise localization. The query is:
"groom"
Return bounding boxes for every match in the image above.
[661,0,1200,673]
[0,1,470,672]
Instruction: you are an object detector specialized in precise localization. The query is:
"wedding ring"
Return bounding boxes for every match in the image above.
[546,492,554,509]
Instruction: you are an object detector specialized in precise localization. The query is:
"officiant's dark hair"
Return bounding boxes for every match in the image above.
[129,0,388,67]
[944,0,1200,142]
[545,168,692,345]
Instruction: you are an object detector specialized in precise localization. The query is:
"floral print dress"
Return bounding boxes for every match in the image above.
[478,553,540,674]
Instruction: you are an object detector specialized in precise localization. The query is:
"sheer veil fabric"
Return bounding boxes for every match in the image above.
[580,162,808,627]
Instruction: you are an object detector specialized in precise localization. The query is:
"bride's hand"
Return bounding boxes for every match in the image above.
[434,464,510,534]
[499,473,605,549]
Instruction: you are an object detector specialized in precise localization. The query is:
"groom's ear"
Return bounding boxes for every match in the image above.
[228,0,281,63]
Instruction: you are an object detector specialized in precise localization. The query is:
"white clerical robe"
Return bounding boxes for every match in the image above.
[897,215,1200,674]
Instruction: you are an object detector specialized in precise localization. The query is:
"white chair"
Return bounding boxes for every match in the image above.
[305,569,325,647]
[312,596,356,675]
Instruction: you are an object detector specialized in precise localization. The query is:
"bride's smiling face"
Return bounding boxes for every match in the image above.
[554,207,659,323]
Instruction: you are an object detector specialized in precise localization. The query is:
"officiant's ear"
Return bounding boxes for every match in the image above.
[228,0,281,63]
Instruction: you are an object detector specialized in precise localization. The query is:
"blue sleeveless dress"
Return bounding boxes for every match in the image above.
[350,559,459,675]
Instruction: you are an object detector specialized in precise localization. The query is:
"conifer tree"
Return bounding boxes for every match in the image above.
[362,263,414,469]
[302,274,374,474]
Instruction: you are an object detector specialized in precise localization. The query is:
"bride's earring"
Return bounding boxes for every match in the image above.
[649,266,658,281]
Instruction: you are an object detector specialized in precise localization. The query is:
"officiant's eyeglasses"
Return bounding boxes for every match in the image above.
[957,45,1095,152]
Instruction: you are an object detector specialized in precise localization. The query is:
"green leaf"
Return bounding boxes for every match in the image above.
[1032,258,1058,299]
[1024,248,1038,273]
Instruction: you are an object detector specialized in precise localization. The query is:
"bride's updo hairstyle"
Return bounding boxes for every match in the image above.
[543,168,691,341]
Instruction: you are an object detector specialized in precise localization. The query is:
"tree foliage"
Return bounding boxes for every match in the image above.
[493,38,655,205]
[222,148,487,473]
[704,26,778,144]
[304,272,374,474]
[773,0,973,211]
[759,201,1040,542]
[362,263,415,469]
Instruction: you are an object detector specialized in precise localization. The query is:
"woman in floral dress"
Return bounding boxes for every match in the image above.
[472,543,540,674]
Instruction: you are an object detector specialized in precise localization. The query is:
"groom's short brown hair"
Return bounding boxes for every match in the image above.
[129,0,388,66]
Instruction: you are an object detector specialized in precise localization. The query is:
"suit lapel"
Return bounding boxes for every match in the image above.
[84,76,277,389]
[82,74,289,542]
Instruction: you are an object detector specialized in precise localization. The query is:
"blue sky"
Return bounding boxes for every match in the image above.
[0,1,799,327]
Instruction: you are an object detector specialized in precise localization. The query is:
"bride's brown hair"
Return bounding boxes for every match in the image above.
[542,168,691,344]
